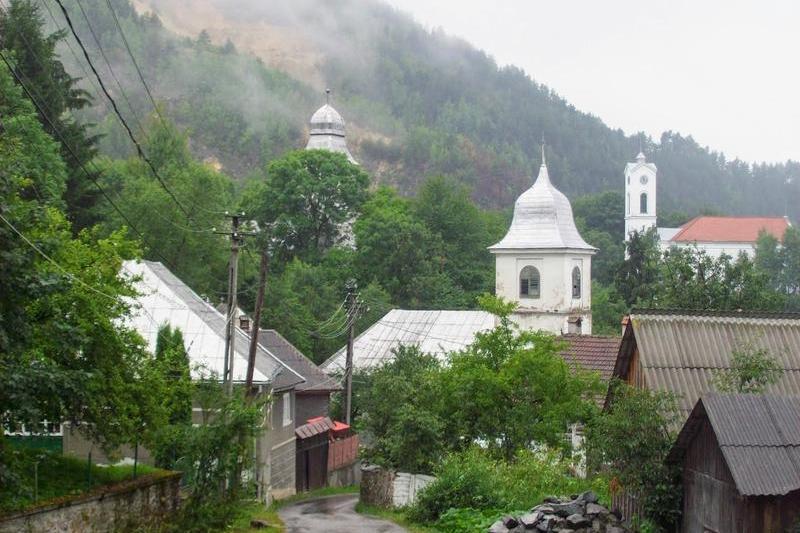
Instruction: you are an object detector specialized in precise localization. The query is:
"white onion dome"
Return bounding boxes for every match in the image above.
[489,162,596,251]
[309,104,346,137]
[305,102,357,164]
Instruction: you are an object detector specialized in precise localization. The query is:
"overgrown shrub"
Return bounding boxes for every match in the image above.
[409,447,609,527]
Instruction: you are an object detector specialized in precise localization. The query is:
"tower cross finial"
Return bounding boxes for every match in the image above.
[326,88,331,105]
[639,135,643,154]
[541,133,546,166]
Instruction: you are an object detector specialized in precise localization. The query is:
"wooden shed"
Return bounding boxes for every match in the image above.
[668,394,800,533]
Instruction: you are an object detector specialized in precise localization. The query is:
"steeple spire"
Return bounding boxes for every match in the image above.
[325,88,331,105]
[541,133,546,167]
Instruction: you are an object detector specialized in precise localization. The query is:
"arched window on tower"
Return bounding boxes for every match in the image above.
[640,192,648,214]
[520,266,540,299]
[572,267,581,299]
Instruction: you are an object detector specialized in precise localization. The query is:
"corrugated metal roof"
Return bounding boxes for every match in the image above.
[124,260,303,390]
[671,394,800,496]
[295,416,333,440]
[627,311,800,415]
[321,309,496,372]
[258,329,339,392]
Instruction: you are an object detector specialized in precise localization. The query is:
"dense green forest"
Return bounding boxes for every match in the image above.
[42,0,800,219]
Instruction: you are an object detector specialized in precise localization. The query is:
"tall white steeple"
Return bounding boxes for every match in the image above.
[489,142,596,335]
[305,89,357,164]
[624,150,657,240]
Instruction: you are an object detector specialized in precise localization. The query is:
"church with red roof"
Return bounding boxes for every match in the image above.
[624,152,791,258]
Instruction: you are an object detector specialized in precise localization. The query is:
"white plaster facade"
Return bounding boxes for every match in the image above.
[658,240,757,260]
[624,152,658,239]
[490,158,596,335]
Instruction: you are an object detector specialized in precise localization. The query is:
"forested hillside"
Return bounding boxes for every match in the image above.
[49,0,799,219]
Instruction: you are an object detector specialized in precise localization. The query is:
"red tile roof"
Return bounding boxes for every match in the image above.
[559,335,621,382]
[669,216,790,244]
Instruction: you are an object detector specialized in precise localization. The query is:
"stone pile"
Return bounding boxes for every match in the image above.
[487,491,631,533]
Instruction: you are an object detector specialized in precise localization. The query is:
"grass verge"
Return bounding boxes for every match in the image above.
[355,502,438,533]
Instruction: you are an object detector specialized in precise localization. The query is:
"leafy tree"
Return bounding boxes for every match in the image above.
[359,345,446,473]
[155,324,192,425]
[712,336,784,393]
[615,228,660,306]
[244,149,370,263]
[439,296,601,461]
[587,381,682,530]
[0,0,100,229]
[591,282,628,335]
[0,63,162,469]
[653,247,783,310]
[354,187,445,307]
[100,120,231,295]
[572,190,624,237]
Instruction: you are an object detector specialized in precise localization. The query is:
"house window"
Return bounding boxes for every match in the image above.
[640,192,648,214]
[572,266,581,298]
[520,266,540,298]
[282,393,292,427]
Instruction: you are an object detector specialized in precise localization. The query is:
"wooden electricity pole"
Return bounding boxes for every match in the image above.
[219,213,246,396]
[344,279,358,425]
[245,247,269,395]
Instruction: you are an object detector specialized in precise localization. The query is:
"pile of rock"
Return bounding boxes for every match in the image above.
[487,491,631,533]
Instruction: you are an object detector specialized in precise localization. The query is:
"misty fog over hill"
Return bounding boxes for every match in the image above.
[56,0,799,219]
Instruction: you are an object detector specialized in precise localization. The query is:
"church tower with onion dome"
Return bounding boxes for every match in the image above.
[305,89,357,164]
[489,145,596,335]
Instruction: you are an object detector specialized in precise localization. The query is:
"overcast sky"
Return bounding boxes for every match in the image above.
[383,0,799,164]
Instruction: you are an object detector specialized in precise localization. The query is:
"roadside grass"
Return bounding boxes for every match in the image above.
[228,485,360,532]
[1,445,161,514]
[355,502,438,533]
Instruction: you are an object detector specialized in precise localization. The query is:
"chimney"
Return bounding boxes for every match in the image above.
[621,315,630,336]
[239,314,251,331]
[567,316,582,335]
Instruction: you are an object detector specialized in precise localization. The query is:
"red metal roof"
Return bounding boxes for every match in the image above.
[669,216,789,244]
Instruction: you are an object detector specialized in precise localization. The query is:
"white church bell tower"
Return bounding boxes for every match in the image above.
[489,145,597,335]
[624,151,657,239]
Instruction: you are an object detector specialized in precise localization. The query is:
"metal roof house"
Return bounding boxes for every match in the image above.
[610,309,800,417]
[322,310,620,385]
[668,394,800,532]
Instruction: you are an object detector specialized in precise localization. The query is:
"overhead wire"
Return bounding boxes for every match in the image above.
[52,0,191,218]
[0,45,181,271]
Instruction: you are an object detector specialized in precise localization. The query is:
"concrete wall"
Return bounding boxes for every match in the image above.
[359,465,435,509]
[495,251,593,335]
[295,392,330,427]
[0,472,181,533]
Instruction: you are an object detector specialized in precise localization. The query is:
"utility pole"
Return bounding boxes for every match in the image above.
[245,247,270,395]
[344,279,358,425]
[218,212,245,396]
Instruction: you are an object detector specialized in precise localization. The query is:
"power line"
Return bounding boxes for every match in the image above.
[102,0,165,126]
[0,46,178,270]
[52,0,191,218]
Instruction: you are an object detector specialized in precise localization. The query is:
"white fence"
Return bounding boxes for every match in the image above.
[391,472,436,507]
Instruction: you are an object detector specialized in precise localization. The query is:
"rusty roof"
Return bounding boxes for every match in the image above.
[614,310,800,416]
[295,416,333,440]
[560,335,621,382]
[670,394,800,496]
[669,216,790,244]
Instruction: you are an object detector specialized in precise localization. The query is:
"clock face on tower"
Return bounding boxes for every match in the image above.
[640,175,649,185]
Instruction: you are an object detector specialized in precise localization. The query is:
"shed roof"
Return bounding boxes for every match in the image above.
[295,416,334,440]
[613,309,800,415]
[669,394,800,496]
[257,329,339,392]
[669,216,790,244]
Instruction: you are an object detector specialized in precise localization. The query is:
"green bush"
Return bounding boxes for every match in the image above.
[409,447,609,528]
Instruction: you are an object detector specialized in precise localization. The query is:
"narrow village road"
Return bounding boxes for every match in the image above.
[278,494,407,532]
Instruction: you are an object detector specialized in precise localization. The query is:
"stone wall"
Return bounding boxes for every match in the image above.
[0,472,181,533]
